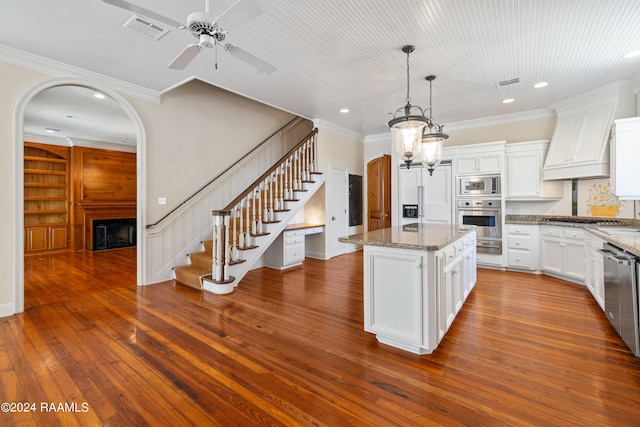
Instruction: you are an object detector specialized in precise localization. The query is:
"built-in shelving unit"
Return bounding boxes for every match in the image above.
[24,142,70,254]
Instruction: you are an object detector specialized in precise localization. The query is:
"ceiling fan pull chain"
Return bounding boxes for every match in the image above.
[215,42,218,70]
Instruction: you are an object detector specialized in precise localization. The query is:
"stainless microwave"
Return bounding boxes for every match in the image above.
[458,175,501,196]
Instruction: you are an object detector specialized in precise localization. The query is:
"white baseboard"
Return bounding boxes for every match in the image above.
[0,303,15,318]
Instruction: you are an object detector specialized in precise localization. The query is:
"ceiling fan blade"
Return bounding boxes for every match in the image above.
[168,45,202,70]
[216,0,263,31]
[224,44,276,75]
[103,0,183,28]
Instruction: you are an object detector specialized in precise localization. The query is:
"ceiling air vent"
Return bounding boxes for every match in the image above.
[496,77,520,88]
[123,15,169,40]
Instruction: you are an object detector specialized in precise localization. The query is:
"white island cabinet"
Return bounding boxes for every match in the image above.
[339,224,476,355]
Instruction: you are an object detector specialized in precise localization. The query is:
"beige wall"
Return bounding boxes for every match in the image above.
[446,114,556,146]
[1,63,51,314]
[126,79,295,223]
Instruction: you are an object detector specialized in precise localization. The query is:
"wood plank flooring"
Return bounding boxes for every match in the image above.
[8,248,640,426]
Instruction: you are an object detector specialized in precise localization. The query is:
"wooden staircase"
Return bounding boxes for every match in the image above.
[173,129,322,294]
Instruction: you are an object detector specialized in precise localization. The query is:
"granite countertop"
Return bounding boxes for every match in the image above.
[505,214,638,227]
[506,214,640,257]
[338,223,473,251]
[588,229,640,258]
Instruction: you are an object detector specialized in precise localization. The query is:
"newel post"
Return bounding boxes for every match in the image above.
[212,210,235,284]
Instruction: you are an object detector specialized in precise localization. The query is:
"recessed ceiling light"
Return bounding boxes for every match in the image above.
[45,128,60,133]
[502,98,515,104]
[340,108,349,113]
[624,49,640,58]
[94,92,106,99]
[534,81,548,88]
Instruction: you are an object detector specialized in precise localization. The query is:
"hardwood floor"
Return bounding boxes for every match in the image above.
[8,249,640,426]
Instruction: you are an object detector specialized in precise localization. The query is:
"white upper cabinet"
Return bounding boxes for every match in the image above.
[450,141,505,176]
[543,81,636,180]
[506,141,563,200]
[611,117,640,200]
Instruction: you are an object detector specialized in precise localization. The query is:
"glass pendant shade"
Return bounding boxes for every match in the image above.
[421,136,444,176]
[392,120,425,169]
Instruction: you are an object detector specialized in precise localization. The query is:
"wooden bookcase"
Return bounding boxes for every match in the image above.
[24,142,70,254]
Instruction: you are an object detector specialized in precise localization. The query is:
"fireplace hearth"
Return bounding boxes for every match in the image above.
[92,218,136,251]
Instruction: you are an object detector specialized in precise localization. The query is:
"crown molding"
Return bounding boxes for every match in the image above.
[362,108,556,139]
[0,43,161,103]
[444,108,556,131]
[363,132,391,143]
[313,119,364,141]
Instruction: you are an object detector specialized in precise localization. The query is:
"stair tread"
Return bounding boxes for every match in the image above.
[189,251,212,269]
[174,265,210,289]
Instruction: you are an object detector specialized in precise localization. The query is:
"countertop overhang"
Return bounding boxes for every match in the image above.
[338,223,474,251]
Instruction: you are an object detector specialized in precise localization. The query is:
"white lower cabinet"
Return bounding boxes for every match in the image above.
[540,226,585,284]
[363,231,476,354]
[506,224,540,271]
[584,233,605,310]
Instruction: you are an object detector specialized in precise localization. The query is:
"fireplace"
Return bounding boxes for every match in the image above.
[92,218,136,251]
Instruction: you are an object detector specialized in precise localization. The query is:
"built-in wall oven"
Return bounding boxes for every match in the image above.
[457,199,502,254]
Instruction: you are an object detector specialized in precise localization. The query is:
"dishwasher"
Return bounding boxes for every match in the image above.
[599,243,640,357]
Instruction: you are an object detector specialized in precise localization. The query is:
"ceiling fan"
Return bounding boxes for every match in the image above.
[103,0,276,75]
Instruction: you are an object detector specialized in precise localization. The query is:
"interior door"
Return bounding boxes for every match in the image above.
[329,166,348,258]
[367,155,391,231]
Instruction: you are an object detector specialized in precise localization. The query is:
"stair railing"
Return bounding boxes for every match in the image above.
[210,128,319,284]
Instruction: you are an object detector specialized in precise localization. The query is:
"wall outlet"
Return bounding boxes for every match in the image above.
[158,197,167,205]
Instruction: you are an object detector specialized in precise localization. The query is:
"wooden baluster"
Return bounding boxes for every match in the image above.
[302,141,309,181]
[245,195,252,246]
[251,189,257,236]
[238,200,245,248]
[287,158,293,196]
[256,186,263,234]
[279,164,285,208]
[263,178,270,224]
[312,133,318,173]
[231,206,238,261]
[294,150,300,190]
[267,173,273,220]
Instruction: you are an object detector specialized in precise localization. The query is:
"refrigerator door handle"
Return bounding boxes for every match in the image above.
[417,185,424,218]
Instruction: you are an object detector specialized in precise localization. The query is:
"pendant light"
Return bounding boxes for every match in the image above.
[421,75,449,176]
[388,45,430,169]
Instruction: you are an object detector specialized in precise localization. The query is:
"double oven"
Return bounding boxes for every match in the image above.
[457,175,502,254]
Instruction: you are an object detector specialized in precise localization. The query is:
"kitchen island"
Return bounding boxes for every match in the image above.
[339,224,476,355]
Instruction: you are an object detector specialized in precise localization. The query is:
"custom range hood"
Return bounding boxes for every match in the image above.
[543,81,636,180]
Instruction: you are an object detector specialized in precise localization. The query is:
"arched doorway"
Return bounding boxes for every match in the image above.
[13,78,147,313]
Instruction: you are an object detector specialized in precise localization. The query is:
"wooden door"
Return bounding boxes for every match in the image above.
[367,155,391,231]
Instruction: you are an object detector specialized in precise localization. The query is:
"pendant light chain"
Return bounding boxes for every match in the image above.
[405,49,411,104]
[428,77,432,120]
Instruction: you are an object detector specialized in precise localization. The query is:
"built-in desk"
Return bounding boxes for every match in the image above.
[264,223,324,270]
